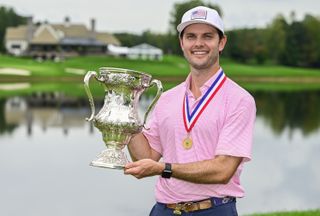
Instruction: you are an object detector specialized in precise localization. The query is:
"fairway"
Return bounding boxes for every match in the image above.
[1,55,320,92]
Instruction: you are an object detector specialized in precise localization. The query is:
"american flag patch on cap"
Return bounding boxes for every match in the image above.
[191,9,207,20]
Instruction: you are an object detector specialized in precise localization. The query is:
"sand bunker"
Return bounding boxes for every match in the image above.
[65,68,86,75]
[0,68,31,76]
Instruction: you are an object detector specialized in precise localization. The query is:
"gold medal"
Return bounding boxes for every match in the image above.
[182,72,226,151]
[182,137,193,150]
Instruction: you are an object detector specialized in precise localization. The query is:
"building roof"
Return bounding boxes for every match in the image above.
[95,32,120,46]
[5,21,120,46]
[129,43,163,55]
[31,25,60,44]
[130,43,162,50]
[5,26,29,40]
[52,24,89,38]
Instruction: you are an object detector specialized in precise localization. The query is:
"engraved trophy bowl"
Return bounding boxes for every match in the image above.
[84,67,162,169]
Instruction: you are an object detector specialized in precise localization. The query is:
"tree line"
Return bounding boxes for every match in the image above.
[223,14,320,68]
[1,0,320,68]
[115,0,320,68]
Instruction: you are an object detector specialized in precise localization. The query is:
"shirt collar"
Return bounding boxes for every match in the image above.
[184,67,223,96]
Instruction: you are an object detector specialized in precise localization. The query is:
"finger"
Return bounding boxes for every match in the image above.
[124,162,137,169]
[124,166,140,175]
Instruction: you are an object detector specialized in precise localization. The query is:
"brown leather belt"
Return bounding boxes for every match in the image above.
[165,197,235,215]
[166,199,212,214]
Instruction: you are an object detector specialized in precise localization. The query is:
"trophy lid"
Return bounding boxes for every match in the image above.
[98,67,152,88]
[99,67,151,79]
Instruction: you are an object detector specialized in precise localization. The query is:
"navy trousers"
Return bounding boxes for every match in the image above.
[149,200,238,216]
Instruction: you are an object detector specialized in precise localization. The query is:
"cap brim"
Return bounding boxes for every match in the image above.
[177,20,224,34]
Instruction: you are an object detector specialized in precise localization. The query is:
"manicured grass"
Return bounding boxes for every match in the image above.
[248,209,320,216]
[0,54,189,77]
[1,54,320,78]
[62,55,190,77]
[239,82,320,92]
[221,58,320,77]
[0,55,67,76]
[0,81,174,99]
[1,54,320,94]
[0,83,82,98]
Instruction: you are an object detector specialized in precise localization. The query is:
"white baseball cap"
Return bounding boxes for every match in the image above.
[177,6,224,35]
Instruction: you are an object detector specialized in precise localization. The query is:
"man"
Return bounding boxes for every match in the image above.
[124,6,256,216]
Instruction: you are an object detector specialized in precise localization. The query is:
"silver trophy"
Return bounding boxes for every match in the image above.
[84,67,162,169]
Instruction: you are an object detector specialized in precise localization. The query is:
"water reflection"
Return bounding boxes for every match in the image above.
[2,94,90,136]
[1,91,320,136]
[0,90,320,215]
[253,91,320,136]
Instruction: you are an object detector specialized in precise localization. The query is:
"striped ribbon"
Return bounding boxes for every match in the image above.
[183,70,227,133]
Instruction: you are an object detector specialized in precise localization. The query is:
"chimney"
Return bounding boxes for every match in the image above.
[90,18,96,32]
[26,16,33,42]
[64,16,70,27]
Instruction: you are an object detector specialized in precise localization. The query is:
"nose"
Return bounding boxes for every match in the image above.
[194,37,204,47]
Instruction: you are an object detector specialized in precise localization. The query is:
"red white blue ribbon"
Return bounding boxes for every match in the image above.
[183,70,227,133]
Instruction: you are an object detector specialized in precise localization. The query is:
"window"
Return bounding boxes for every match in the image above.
[11,44,21,49]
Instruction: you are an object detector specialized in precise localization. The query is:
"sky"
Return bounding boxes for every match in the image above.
[1,0,320,34]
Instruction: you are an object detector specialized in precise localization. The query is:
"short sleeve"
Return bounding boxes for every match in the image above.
[216,95,256,162]
[142,104,163,155]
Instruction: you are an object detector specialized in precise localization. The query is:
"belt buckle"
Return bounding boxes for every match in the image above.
[173,202,193,215]
[173,203,182,215]
[182,202,193,212]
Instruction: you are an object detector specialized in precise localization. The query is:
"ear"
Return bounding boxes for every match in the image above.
[218,35,227,52]
[179,37,184,51]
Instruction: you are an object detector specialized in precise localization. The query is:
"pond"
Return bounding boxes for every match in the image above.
[0,86,320,216]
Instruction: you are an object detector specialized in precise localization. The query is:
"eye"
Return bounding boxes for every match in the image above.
[185,34,196,40]
[204,34,213,39]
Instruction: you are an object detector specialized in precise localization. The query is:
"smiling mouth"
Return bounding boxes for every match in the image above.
[191,51,208,55]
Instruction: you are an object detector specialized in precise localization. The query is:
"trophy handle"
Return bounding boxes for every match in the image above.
[143,79,163,129]
[84,71,98,121]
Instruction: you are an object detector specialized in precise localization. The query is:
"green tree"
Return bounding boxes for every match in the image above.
[273,13,320,68]
[282,21,308,67]
[113,32,143,47]
[114,31,174,54]
[0,6,27,52]
[224,28,268,64]
[266,14,288,64]
[223,30,242,61]
[302,15,320,67]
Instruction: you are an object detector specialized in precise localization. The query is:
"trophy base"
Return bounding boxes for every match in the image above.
[90,148,128,170]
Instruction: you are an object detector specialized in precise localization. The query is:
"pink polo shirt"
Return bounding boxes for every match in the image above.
[142,68,256,203]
